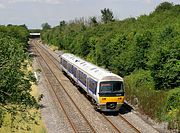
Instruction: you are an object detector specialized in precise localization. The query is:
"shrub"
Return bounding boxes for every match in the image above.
[165,88,180,130]
[125,70,166,118]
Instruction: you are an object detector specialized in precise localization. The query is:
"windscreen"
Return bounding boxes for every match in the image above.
[99,81,124,95]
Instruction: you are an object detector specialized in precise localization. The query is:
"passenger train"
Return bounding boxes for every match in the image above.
[60,53,125,112]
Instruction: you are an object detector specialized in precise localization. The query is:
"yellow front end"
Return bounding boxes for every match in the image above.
[98,96,124,111]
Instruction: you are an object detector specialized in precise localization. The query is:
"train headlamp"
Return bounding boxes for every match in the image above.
[102,98,106,100]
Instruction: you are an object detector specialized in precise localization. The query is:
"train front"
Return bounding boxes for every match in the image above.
[97,80,125,112]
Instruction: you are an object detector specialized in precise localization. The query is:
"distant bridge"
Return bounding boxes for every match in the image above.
[30,33,40,38]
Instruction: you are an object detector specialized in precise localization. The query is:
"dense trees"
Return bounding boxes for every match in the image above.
[42,3,180,90]
[148,26,180,89]
[0,25,38,129]
[41,2,180,129]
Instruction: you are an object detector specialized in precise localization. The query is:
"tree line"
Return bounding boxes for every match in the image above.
[41,2,179,130]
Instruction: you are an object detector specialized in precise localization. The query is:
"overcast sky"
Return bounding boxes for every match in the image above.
[0,0,179,29]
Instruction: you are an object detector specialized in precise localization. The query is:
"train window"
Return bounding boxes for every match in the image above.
[99,81,124,94]
[60,58,62,64]
[72,66,74,75]
[68,64,73,73]
[79,71,87,85]
[70,64,73,73]
[83,74,87,85]
[67,63,69,71]
[88,78,97,94]
[80,72,83,82]
[80,72,83,83]
[75,68,77,77]
[63,60,67,69]
[77,70,79,79]
[61,59,63,65]
[79,71,82,82]
[72,66,77,77]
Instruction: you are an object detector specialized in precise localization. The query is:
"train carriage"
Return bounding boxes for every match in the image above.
[60,53,125,112]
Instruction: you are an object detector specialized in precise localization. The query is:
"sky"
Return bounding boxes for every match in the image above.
[0,0,179,29]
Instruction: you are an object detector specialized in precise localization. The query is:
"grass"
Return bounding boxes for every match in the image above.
[0,112,46,133]
[49,45,58,51]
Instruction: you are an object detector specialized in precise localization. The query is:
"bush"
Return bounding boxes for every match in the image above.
[125,70,166,118]
[125,70,179,130]
[166,88,180,111]
[165,88,180,130]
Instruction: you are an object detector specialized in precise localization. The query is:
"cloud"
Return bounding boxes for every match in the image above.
[130,0,152,4]
[0,3,6,9]
[146,0,152,4]
[8,0,63,4]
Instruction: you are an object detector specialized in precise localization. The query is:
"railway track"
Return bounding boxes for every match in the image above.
[37,40,142,131]
[31,40,96,133]
[118,114,141,133]
[31,39,150,133]
[100,113,141,133]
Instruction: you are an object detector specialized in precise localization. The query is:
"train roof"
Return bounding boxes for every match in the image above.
[60,53,123,82]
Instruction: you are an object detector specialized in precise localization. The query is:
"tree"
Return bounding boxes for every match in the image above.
[155,2,173,12]
[101,8,114,23]
[89,16,98,26]
[41,22,51,30]
[60,20,66,27]
[147,26,180,89]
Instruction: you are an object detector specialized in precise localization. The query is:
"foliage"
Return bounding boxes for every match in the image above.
[125,70,180,130]
[0,25,38,130]
[164,88,180,130]
[41,2,180,130]
[0,25,29,44]
[166,88,180,111]
[155,2,173,12]
[41,22,51,30]
[101,8,114,23]
[147,26,180,89]
[124,70,165,117]
[89,16,98,27]
[59,20,66,27]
